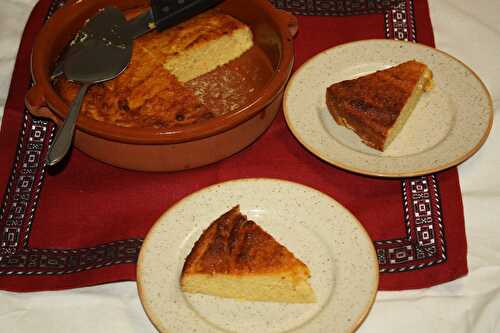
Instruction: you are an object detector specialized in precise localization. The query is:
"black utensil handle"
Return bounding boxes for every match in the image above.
[150,0,224,31]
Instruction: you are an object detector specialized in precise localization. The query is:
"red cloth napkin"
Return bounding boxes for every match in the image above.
[0,0,468,292]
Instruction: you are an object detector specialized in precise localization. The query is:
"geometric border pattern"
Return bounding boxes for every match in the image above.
[376,175,446,273]
[384,0,416,41]
[0,115,53,260]
[0,114,142,275]
[0,240,141,276]
[0,0,445,276]
[269,0,402,16]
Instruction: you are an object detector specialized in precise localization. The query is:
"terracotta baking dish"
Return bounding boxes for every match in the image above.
[26,0,297,171]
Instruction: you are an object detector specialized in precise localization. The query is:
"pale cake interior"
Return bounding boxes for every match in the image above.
[164,26,253,83]
[181,271,316,303]
[383,68,433,150]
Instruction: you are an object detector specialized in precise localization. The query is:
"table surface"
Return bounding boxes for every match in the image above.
[1,0,499,332]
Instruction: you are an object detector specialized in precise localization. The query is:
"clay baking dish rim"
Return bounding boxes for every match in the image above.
[28,0,296,145]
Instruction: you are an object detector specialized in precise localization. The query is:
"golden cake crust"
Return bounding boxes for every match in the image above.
[326,60,432,151]
[181,206,310,277]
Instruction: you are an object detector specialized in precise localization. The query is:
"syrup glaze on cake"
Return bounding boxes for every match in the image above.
[180,206,316,303]
[326,60,433,151]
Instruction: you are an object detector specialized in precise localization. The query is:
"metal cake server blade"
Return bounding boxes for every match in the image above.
[51,6,131,79]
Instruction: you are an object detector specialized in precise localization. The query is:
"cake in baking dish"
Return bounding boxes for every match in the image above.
[180,206,316,303]
[326,60,433,151]
[55,9,253,129]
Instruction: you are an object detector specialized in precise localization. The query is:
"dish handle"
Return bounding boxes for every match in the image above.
[25,84,60,123]
[277,9,298,40]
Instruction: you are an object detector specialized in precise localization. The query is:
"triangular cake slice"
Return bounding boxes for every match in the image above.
[326,60,433,151]
[180,206,315,303]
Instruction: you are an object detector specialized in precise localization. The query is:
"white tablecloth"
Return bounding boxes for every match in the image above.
[1,0,499,332]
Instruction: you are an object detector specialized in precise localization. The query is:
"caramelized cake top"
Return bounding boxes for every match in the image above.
[327,61,427,127]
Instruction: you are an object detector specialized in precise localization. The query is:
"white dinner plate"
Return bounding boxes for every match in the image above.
[137,178,378,333]
[284,39,493,177]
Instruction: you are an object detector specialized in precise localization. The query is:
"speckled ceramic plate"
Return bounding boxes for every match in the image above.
[137,178,378,333]
[284,39,493,177]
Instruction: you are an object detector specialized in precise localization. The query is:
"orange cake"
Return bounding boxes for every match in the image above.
[180,206,316,303]
[55,9,253,129]
[326,60,433,151]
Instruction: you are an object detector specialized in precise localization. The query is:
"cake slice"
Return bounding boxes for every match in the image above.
[326,60,433,151]
[138,10,254,83]
[180,206,316,303]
